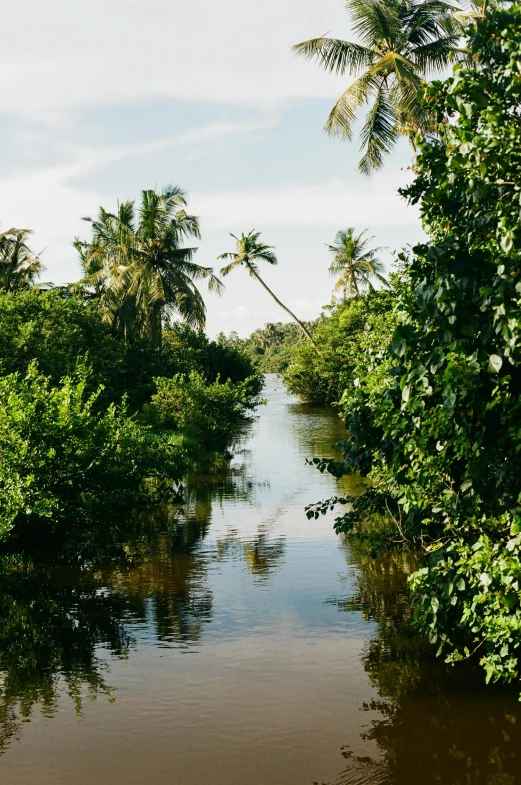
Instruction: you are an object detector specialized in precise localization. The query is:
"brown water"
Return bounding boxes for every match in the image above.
[1,375,521,785]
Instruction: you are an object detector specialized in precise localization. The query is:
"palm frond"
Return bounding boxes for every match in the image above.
[347,0,402,48]
[293,0,459,170]
[324,71,380,139]
[410,35,461,72]
[220,260,242,277]
[292,36,374,75]
[359,87,399,174]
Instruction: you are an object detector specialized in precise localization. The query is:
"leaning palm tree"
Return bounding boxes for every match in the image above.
[293,0,461,173]
[218,231,317,346]
[327,228,387,296]
[77,186,223,350]
[0,228,44,292]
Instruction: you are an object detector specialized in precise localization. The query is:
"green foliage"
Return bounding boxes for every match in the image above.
[293,0,460,172]
[220,322,308,374]
[0,228,44,292]
[0,289,128,403]
[0,364,183,540]
[144,371,260,452]
[285,290,397,405]
[0,290,262,540]
[0,290,261,409]
[312,6,521,686]
[162,324,262,393]
[77,185,222,349]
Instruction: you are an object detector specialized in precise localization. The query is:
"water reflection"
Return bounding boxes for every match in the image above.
[328,540,521,785]
[0,554,129,751]
[2,377,521,785]
[215,527,285,581]
[0,445,282,755]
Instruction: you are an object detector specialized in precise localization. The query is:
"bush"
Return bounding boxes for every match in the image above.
[284,291,396,405]
[144,371,260,452]
[161,324,263,392]
[0,291,262,411]
[0,364,183,540]
[0,289,128,404]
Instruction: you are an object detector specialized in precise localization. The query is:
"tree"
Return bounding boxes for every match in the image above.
[327,227,387,296]
[293,0,460,173]
[218,230,317,347]
[77,186,223,350]
[0,229,44,292]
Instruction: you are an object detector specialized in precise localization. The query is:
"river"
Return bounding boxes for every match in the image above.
[1,374,521,784]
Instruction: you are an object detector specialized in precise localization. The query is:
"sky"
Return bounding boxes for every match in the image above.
[1,0,425,337]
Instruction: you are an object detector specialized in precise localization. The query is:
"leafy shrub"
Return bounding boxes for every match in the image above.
[0,364,183,540]
[284,291,396,405]
[144,371,260,452]
[161,324,263,392]
[0,291,262,410]
[0,289,128,404]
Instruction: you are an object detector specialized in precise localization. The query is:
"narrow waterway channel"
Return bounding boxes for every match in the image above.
[1,375,521,784]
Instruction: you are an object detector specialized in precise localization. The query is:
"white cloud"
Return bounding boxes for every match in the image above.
[1,0,349,120]
[193,174,418,230]
[218,305,251,321]
[289,298,323,315]
[0,115,279,278]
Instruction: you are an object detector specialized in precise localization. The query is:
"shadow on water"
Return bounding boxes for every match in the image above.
[325,539,521,785]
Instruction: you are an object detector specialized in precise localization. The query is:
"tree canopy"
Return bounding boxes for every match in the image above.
[77,186,222,350]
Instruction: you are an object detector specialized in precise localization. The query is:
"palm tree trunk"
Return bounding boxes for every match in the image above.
[248,266,320,353]
[351,267,360,296]
[151,304,163,352]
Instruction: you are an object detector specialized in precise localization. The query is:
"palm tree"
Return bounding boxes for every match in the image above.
[0,228,44,292]
[218,231,317,347]
[293,0,460,173]
[77,186,223,350]
[327,228,387,296]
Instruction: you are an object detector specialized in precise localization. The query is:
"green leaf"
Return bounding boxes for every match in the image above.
[489,354,503,372]
[480,573,492,589]
[511,517,521,535]
[501,231,514,254]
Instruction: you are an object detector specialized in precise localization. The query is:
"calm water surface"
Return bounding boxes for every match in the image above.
[1,375,521,784]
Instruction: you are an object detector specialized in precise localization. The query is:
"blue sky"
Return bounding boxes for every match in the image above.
[1,0,424,336]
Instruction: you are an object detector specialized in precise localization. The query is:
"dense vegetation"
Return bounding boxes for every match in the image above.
[284,290,396,405]
[217,322,309,374]
[0,282,261,541]
[308,5,521,687]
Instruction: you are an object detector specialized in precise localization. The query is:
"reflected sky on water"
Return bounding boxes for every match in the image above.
[1,375,521,785]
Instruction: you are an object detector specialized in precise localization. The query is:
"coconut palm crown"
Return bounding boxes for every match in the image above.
[0,228,44,292]
[77,185,223,350]
[327,227,387,296]
[293,0,461,173]
[218,231,316,346]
